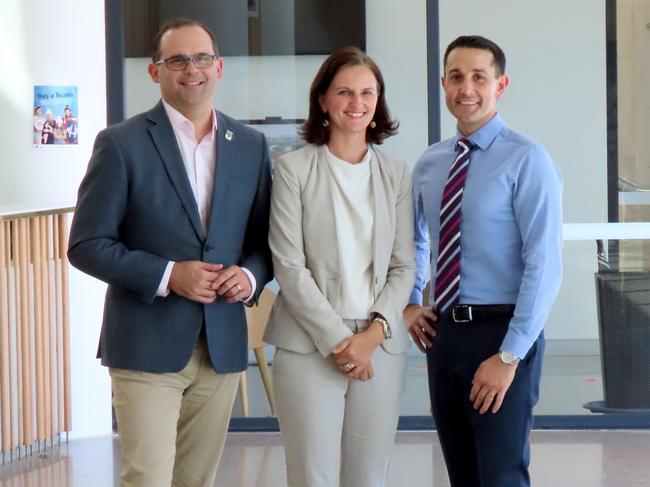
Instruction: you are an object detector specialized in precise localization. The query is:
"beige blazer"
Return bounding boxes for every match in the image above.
[264,144,416,356]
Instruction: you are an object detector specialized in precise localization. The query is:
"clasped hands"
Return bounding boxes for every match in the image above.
[168,260,250,304]
[330,321,385,382]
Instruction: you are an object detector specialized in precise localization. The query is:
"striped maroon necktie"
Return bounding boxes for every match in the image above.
[433,138,476,312]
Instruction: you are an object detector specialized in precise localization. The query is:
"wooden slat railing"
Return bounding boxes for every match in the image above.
[0,207,73,460]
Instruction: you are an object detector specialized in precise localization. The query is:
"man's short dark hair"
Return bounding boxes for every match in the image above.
[152,18,219,62]
[302,46,398,145]
[443,35,506,76]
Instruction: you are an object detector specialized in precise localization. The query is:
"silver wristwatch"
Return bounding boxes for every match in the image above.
[499,350,520,365]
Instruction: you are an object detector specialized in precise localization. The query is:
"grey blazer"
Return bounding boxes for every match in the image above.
[264,144,416,356]
[68,101,273,374]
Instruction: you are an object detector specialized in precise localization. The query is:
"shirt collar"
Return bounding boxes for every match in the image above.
[161,99,218,136]
[454,112,504,152]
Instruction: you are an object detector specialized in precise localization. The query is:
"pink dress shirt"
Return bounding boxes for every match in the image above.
[156,101,256,300]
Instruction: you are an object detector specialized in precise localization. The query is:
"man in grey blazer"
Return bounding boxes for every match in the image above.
[68,18,272,487]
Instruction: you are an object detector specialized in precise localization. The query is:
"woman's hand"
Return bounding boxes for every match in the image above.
[331,323,384,380]
[347,361,375,381]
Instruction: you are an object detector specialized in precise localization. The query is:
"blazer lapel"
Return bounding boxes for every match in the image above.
[147,102,204,241]
[370,149,390,278]
[206,112,236,235]
[317,145,343,303]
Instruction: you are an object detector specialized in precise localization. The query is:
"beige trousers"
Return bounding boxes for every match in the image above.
[110,338,240,487]
[273,320,407,487]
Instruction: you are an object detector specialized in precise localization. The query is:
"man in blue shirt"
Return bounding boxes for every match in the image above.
[405,35,563,486]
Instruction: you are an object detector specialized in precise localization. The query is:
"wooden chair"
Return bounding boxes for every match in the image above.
[239,288,277,417]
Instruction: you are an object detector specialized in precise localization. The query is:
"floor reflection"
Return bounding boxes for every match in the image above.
[5,430,645,486]
[234,353,604,419]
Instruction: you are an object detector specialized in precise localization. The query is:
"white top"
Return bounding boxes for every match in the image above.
[325,146,375,319]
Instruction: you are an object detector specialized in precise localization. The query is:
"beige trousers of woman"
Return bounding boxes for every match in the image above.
[273,320,407,487]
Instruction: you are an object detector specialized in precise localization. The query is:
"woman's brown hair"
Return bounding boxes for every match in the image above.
[301,47,398,145]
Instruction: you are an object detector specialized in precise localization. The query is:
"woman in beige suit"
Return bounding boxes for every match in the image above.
[264,47,416,487]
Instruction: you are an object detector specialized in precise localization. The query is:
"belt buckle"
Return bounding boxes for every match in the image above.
[452,305,472,323]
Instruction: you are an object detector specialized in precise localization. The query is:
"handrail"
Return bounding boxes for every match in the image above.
[0,205,74,221]
[563,222,650,240]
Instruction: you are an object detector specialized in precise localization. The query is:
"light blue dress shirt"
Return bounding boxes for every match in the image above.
[410,113,563,358]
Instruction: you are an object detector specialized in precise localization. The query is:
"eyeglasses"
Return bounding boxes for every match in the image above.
[154,53,218,71]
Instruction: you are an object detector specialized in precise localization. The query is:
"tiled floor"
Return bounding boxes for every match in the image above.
[1,430,649,486]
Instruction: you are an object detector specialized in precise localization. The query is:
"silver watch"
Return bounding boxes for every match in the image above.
[499,350,520,365]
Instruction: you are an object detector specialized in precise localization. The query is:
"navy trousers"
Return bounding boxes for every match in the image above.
[426,310,544,487]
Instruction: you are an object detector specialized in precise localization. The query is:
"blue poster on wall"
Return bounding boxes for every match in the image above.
[33,85,78,146]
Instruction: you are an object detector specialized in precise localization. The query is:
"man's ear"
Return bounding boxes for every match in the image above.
[148,63,160,83]
[495,74,509,100]
[215,57,224,80]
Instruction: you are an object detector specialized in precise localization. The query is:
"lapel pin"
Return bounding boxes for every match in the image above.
[225,130,233,141]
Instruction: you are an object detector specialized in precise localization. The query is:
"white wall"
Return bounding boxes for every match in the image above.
[439,1,608,340]
[0,2,108,208]
[1,0,112,439]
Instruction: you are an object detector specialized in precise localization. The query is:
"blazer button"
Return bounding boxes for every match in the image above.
[204,244,213,252]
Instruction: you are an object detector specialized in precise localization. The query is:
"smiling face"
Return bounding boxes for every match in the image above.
[442,47,508,135]
[148,25,222,118]
[319,65,379,139]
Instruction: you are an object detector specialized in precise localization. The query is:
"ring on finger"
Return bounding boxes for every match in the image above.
[236,283,242,292]
[344,362,355,371]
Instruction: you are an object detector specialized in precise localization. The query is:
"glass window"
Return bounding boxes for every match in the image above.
[111,0,650,424]
[120,0,429,419]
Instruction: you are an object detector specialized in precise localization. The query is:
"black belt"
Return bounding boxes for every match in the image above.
[450,304,515,324]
